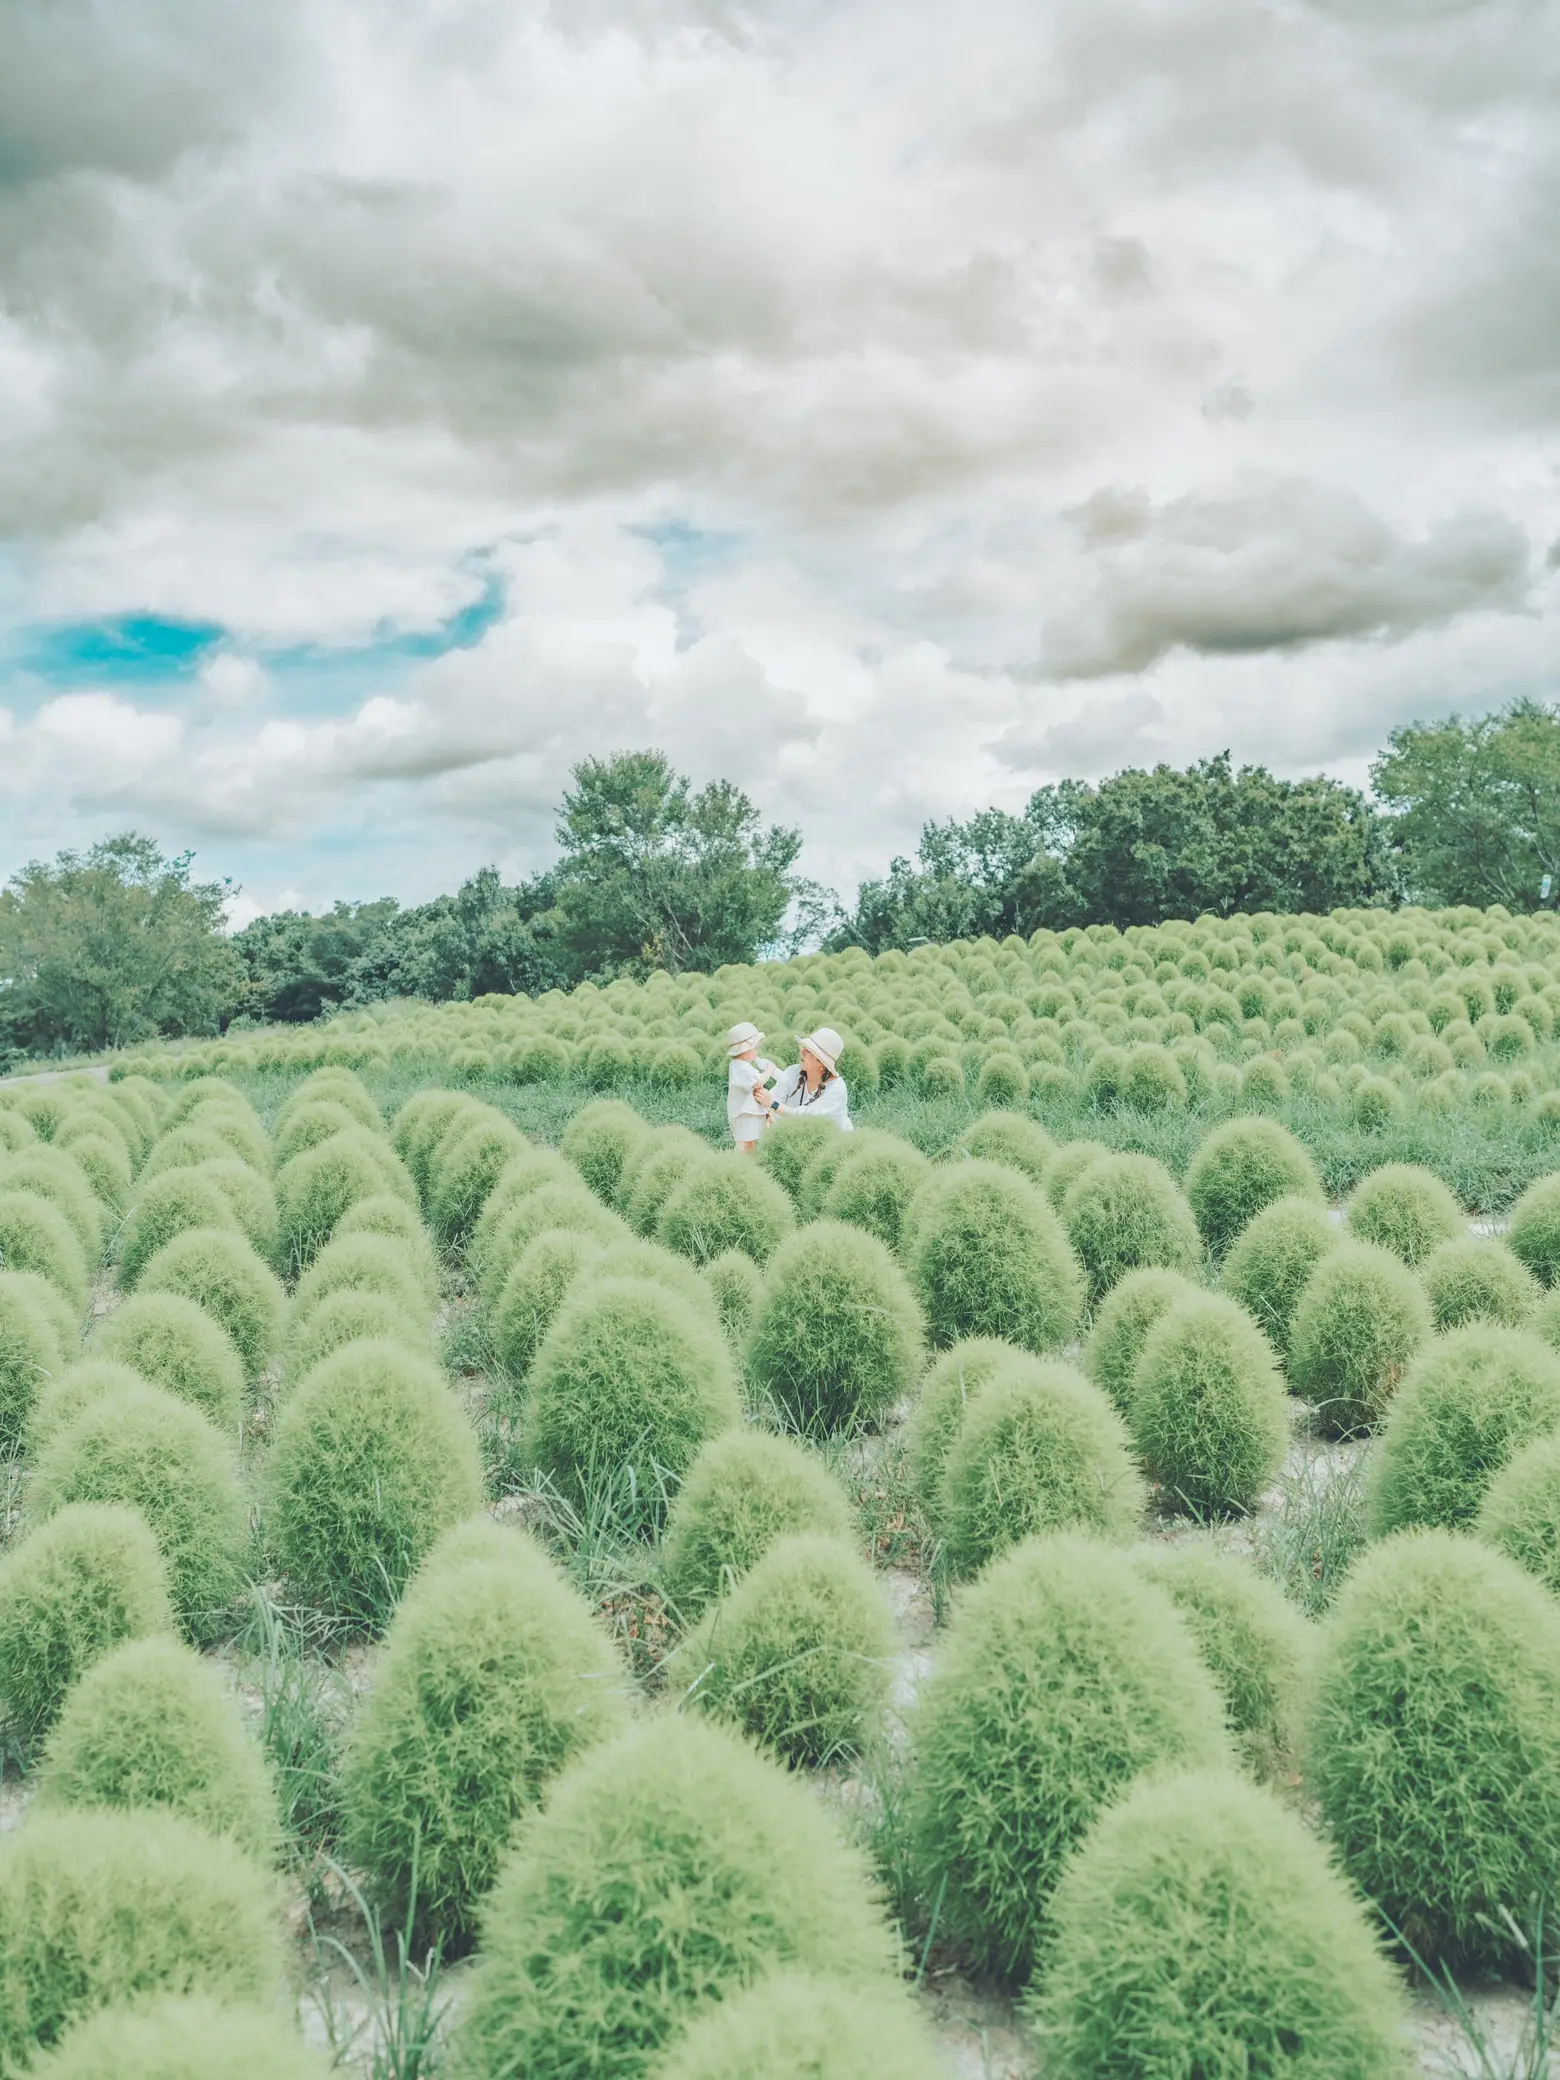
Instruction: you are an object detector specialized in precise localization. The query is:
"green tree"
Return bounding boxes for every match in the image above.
[0,834,241,1057]
[1371,699,1560,908]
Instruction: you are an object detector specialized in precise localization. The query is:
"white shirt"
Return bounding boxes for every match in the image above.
[771,1063,853,1130]
[728,1055,778,1136]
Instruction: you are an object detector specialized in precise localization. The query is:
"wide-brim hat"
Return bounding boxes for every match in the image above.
[726,1021,764,1057]
[796,1026,844,1074]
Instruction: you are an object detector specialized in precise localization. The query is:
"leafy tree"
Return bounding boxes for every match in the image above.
[0,835,241,1057]
[1371,699,1560,909]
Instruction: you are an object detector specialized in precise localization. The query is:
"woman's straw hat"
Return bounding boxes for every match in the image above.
[726,1021,764,1057]
[796,1026,844,1074]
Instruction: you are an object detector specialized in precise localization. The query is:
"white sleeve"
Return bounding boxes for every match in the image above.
[729,1060,760,1094]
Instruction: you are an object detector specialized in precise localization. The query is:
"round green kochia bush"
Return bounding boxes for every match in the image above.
[1185,1117,1325,1260]
[275,1129,408,1274]
[273,1098,371,1167]
[1082,1268,1198,1416]
[1220,1196,1339,1358]
[1026,1769,1411,2080]
[136,1227,286,1376]
[1288,1242,1432,1435]
[283,1287,431,1385]
[1129,1292,1289,1518]
[561,1101,648,1206]
[656,1155,796,1267]
[27,1996,331,2080]
[700,1248,761,1345]
[745,1221,923,1436]
[1366,1327,1560,1536]
[37,1636,279,1863]
[951,1111,1056,1187]
[938,1364,1144,1578]
[907,1162,1084,1356]
[29,1360,153,1450]
[658,1429,856,1615]
[0,1504,175,1752]
[1421,1236,1539,1331]
[292,1230,428,1330]
[670,1534,895,1766]
[31,1386,247,1642]
[341,1535,629,1947]
[819,1135,931,1252]
[427,1113,528,1246]
[9,1267,78,1362]
[93,1294,243,1432]
[393,1089,477,1189]
[588,1239,723,1331]
[266,1341,485,1632]
[755,1116,838,1205]
[457,1714,901,2080]
[60,1134,132,1214]
[795,1128,872,1223]
[1040,1138,1109,1213]
[334,1194,440,1302]
[621,1130,712,1237]
[476,1183,624,1308]
[1131,1546,1312,1782]
[1347,1163,1464,1266]
[471,1152,591,1274]
[0,1270,63,1447]
[1061,1154,1201,1307]
[907,1336,1029,1523]
[491,1230,603,1386]
[521,1280,741,1535]
[645,1973,946,2080]
[117,1170,238,1289]
[139,1127,238,1186]
[906,1534,1231,1984]
[282,1068,382,1135]
[1477,1431,1560,1597]
[0,1191,90,1311]
[1309,1529,1560,1966]
[0,1810,282,2070]
[0,1152,103,1260]
[1507,1172,1560,1287]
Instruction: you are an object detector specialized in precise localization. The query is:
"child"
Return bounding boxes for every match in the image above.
[725,1021,777,1154]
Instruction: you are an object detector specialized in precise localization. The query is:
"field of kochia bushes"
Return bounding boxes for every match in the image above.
[3,902,1560,2073]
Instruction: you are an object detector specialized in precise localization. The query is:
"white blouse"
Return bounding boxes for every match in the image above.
[770,1063,853,1130]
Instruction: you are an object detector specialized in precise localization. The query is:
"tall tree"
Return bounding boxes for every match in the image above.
[1371,698,1560,908]
[0,834,242,1056]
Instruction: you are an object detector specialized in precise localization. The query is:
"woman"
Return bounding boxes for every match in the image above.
[754,1026,852,1132]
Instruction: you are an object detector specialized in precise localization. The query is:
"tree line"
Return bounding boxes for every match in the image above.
[3,700,1557,1063]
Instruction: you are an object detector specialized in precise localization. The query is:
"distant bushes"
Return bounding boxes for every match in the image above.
[745,1221,923,1435]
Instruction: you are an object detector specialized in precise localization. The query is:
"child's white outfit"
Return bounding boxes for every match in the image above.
[728,1055,777,1145]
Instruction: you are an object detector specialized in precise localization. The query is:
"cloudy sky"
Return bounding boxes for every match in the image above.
[2,0,1557,924]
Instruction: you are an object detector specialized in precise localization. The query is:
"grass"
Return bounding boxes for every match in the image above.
[492,1464,673,1681]
[308,1849,450,2080]
[240,1586,350,1860]
[1252,1441,1369,1617]
[1390,1904,1559,2080]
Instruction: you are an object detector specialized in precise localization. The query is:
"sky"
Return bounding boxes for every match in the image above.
[1,0,1557,928]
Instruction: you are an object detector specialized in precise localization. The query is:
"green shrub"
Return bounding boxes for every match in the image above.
[469,1150,592,1266]
[0,1152,103,1260]
[645,1973,945,2080]
[1353,1074,1406,1130]
[745,1221,923,1436]
[26,1996,330,2080]
[174,1100,269,1172]
[0,1191,90,1311]
[0,1810,281,2069]
[192,1158,278,1259]
[1027,1769,1409,2080]
[8,1267,78,1360]
[1040,1137,1110,1212]
[0,1270,63,1447]
[334,1194,440,1302]
[755,1115,837,1204]
[283,1286,431,1385]
[37,1636,278,1862]
[1185,1118,1324,1260]
[53,1135,131,1214]
[561,1100,648,1205]
[272,1098,370,1167]
[951,1111,1055,1188]
[1061,1153,1201,1306]
[906,1534,1231,1983]
[140,1126,238,1185]
[795,1128,872,1223]
[820,1135,931,1251]
[919,1053,965,1098]
[1367,1327,1560,1535]
[31,1385,247,1642]
[429,1112,529,1246]
[1288,1242,1432,1435]
[1220,1196,1339,1355]
[621,1129,712,1236]
[907,1336,1029,1522]
[1081,1267,1197,1415]
[1309,1528,1560,1966]
[0,1504,175,1752]
[136,1227,285,1376]
[1130,1546,1312,1781]
[588,1238,723,1331]
[292,1230,428,1329]
[908,1162,1083,1355]
[266,1340,485,1632]
[281,1069,381,1134]
[31,1360,157,1449]
[275,1130,408,1274]
[938,1363,1143,1577]
[700,1249,761,1345]
[491,1229,602,1385]
[476,1182,624,1307]
[1347,1162,1464,1265]
[521,1280,740,1535]
[0,1111,35,1156]
[457,1714,900,2080]
[1421,1236,1539,1331]
[975,1052,1028,1108]
[670,1534,894,1765]
[392,1089,475,1192]
[1122,1042,1189,1112]
[1129,1292,1289,1518]
[659,1429,856,1615]
[1506,1172,1560,1286]
[656,1155,795,1266]
[117,1170,239,1289]
[94,1294,243,1432]
[1477,1431,1560,1597]
[341,1534,629,1946]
